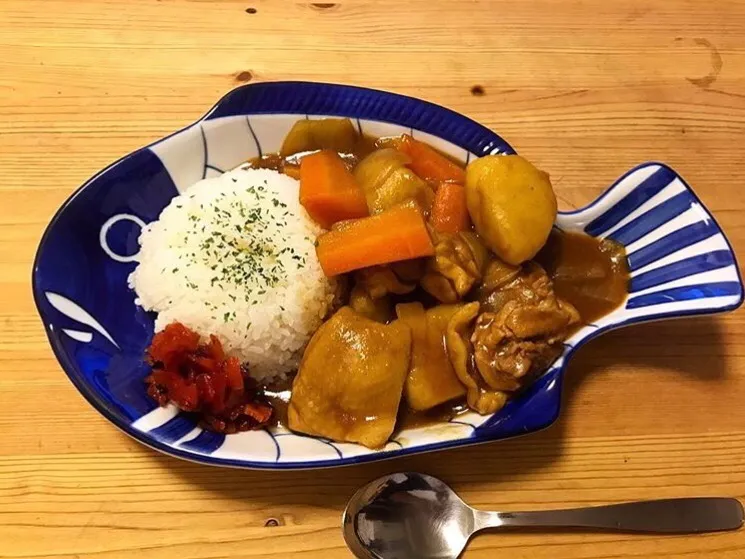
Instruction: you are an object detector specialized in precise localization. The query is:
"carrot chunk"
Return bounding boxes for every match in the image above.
[316,204,435,276]
[299,150,369,229]
[430,182,470,233]
[397,134,466,185]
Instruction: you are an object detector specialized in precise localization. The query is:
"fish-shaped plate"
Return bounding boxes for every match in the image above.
[33,82,743,469]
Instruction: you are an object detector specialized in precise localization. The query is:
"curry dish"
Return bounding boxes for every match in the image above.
[141,117,629,449]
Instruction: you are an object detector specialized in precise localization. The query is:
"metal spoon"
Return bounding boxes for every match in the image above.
[343,472,744,559]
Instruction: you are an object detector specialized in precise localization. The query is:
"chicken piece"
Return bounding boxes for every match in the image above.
[369,167,435,215]
[348,265,417,323]
[396,303,466,411]
[353,148,409,197]
[480,261,554,313]
[445,302,480,390]
[356,266,417,299]
[467,388,508,415]
[349,284,392,323]
[472,263,580,390]
[477,258,521,298]
[421,231,489,303]
[354,149,434,215]
[288,307,411,448]
[444,302,509,416]
[390,258,427,283]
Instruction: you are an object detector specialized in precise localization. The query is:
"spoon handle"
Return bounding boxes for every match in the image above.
[475,498,744,534]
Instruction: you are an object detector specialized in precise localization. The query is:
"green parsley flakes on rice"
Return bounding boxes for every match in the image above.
[128,167,337,382]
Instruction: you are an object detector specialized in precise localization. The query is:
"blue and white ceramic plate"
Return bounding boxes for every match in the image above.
[33,82,743,469]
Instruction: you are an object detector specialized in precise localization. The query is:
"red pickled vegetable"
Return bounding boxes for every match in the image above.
[207,334,225,361]
[196,374,216,404]
[169,379,199,411]
[208,370,228,412]
[144,322,273,434]
[224,357,244,392]
[148,322,199,369]
[189,355,218,373]
[243,402,273,424]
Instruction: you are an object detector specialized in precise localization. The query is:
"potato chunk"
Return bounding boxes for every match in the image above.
[396,303,466,411]
[288,307,411,448]
[465,155,557,265]
[280,118,359,156]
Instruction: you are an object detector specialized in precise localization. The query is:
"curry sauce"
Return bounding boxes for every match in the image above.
[537,229,628,325]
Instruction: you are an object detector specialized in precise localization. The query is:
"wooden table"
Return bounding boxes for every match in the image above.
[2,1,745,557]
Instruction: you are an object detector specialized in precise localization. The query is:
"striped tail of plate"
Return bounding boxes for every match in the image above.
[557,161,743,340]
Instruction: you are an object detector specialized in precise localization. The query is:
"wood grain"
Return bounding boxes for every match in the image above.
[2,0,745,557]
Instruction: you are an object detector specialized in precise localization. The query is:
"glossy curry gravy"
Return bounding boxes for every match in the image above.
[536,229,629,325]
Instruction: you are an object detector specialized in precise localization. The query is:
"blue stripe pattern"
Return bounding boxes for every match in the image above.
[627,282,743,309]
[199,125,208,180]
[274,433,343,459]
[630,250,735,293]
[179,430,226,454]
[608,192,694,246]
[589,162,744,316]
[149,414,196,444]
[627,221,719,272]
[246,116,262,157]
[585,166,677,237]
[267,430,280,462]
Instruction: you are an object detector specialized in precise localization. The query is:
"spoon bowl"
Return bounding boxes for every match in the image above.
[343,473,474,559]
[343,473,744,559]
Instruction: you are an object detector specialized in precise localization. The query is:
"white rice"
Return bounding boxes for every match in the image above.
[128,167,336,381]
